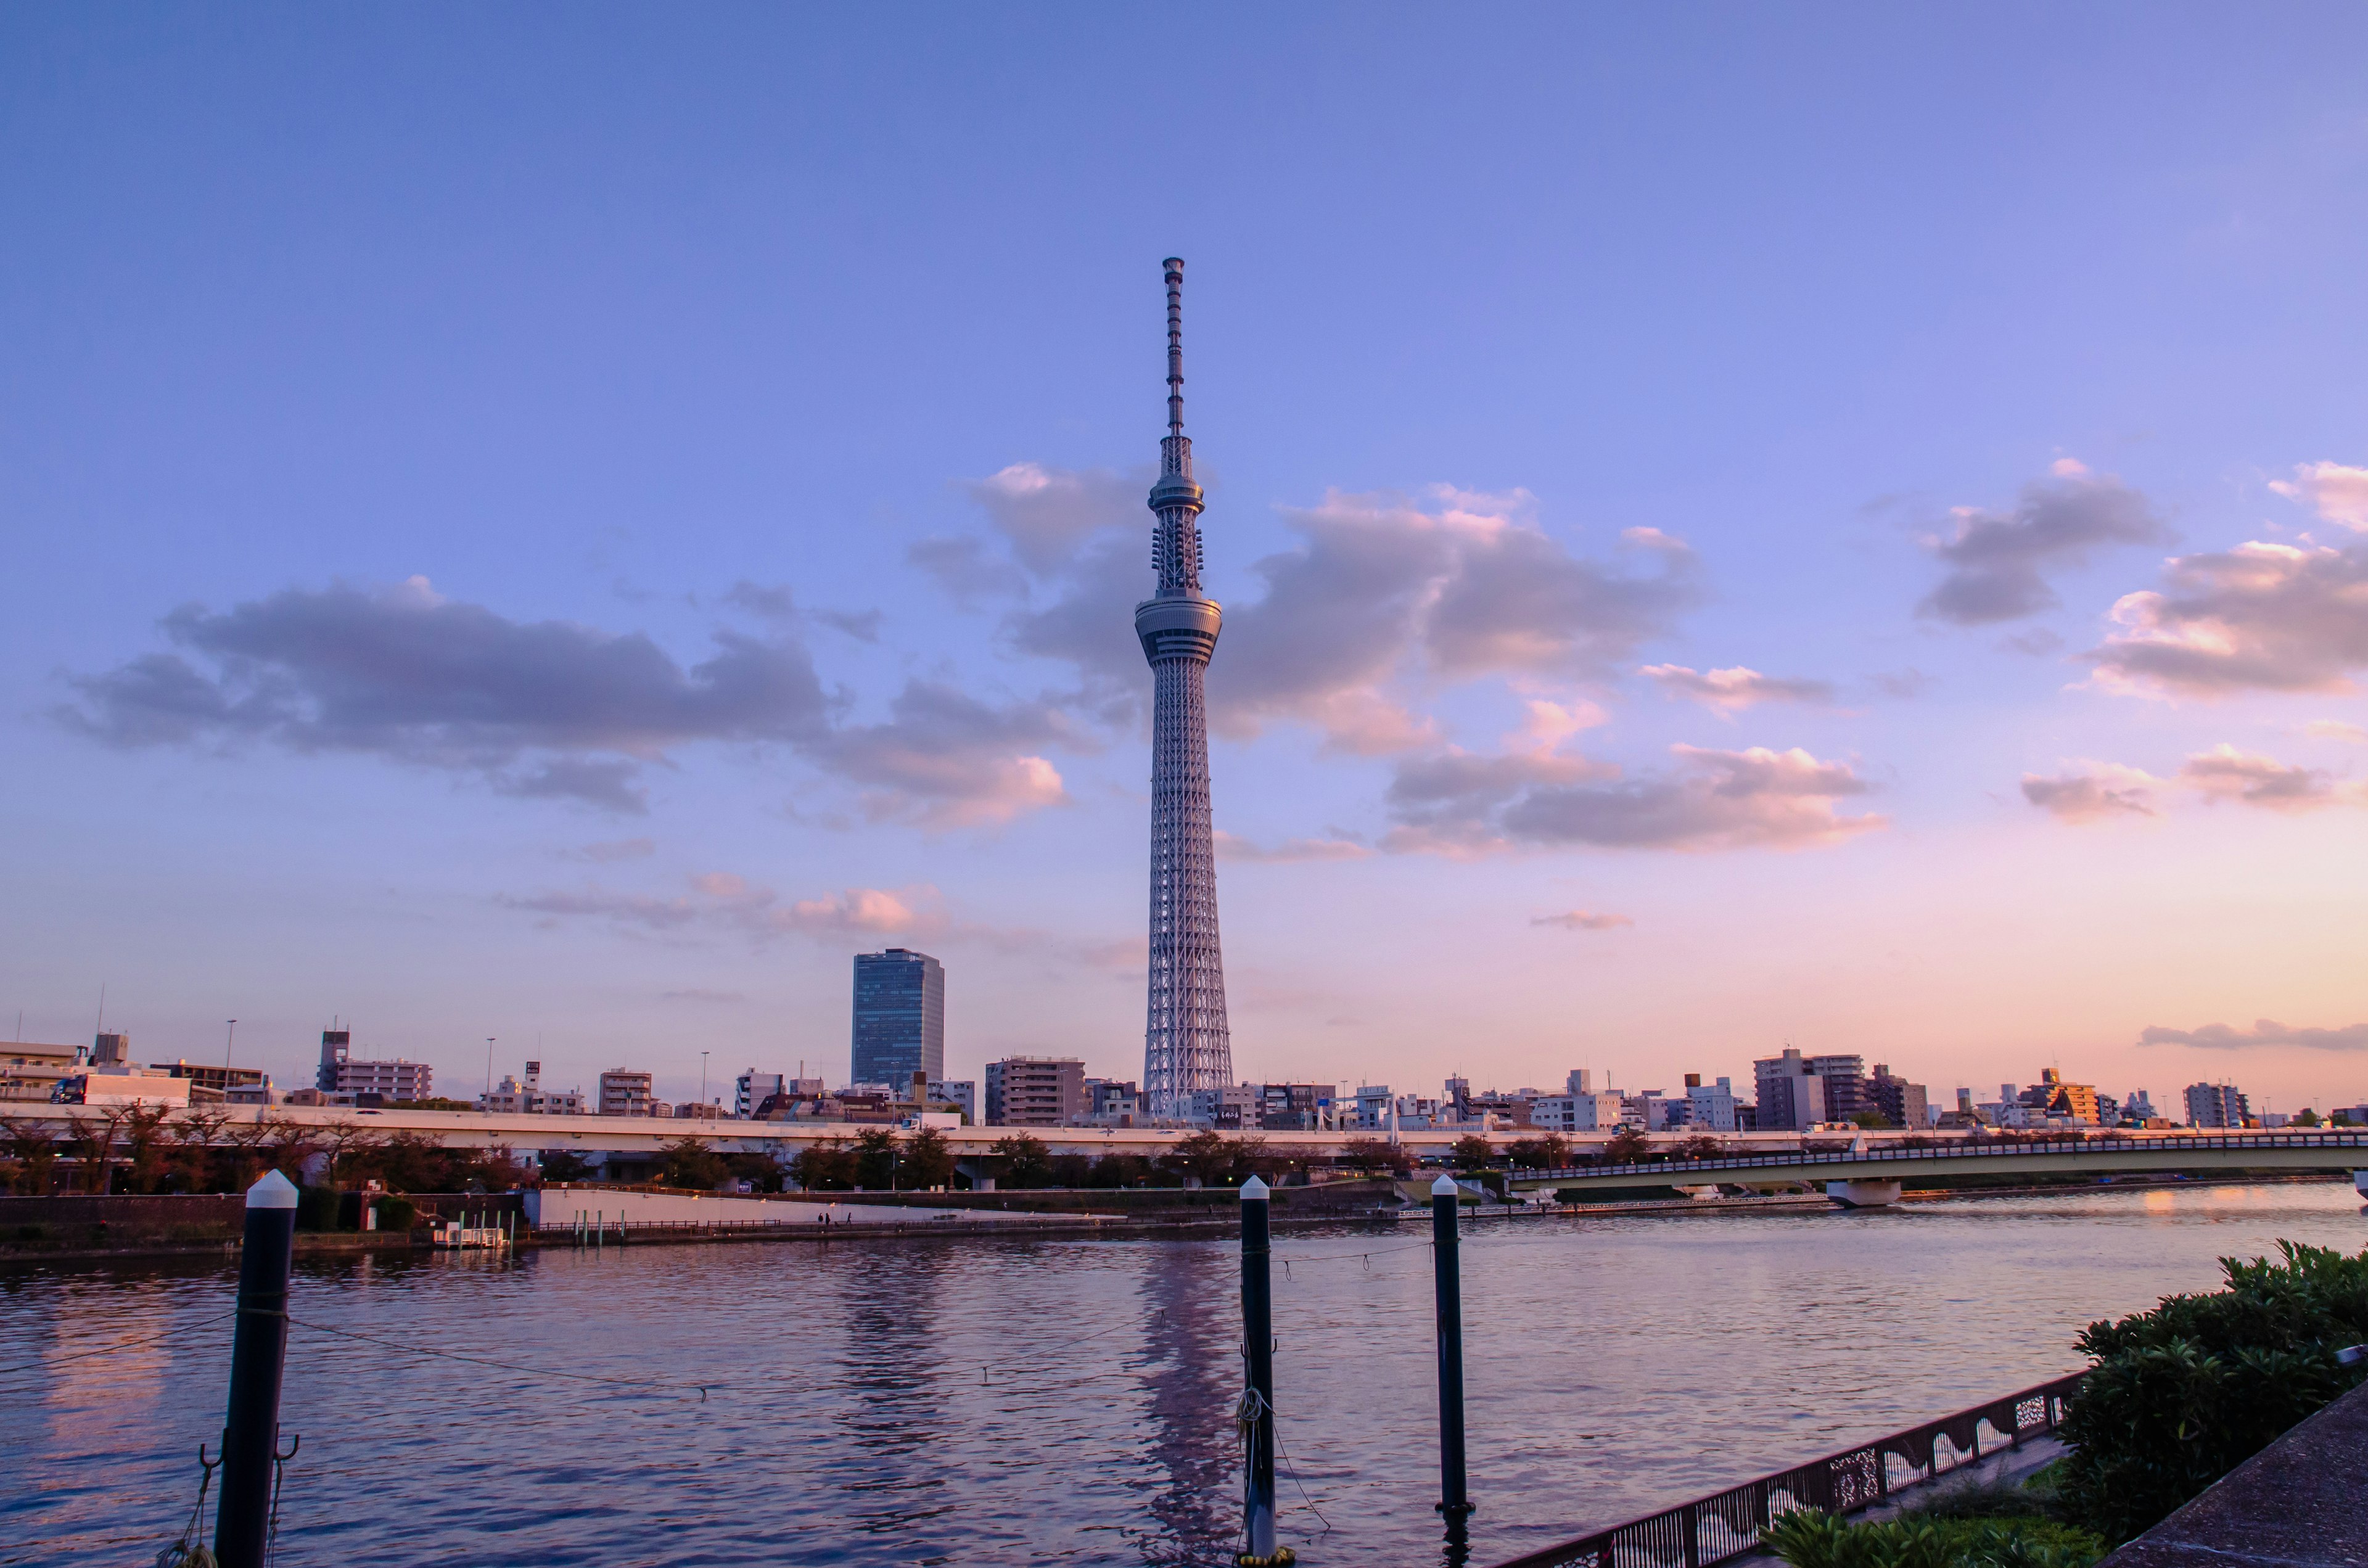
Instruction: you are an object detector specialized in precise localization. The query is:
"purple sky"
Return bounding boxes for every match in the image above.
[6,6,2368,1116]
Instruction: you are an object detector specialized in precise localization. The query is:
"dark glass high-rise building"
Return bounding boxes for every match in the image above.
[851,948,945,1088]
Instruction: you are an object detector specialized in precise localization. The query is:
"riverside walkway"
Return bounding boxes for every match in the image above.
[1510,1130,2368,1207]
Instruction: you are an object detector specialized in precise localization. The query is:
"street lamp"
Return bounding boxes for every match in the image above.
[701,1051,711,1112]
[485,1038,496,1097]
[224,1019,238,1073]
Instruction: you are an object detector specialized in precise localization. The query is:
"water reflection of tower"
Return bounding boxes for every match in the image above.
[828,1246,956,1527]
[1138,258,1234,1123]
[1133,1241,1238,1562]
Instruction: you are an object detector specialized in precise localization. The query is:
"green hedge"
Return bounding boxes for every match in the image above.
[2056,1240,2368,1541]
[1762,1508,2104,1568]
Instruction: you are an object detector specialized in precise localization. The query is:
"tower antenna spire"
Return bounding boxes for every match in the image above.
[1161,258,1192,480]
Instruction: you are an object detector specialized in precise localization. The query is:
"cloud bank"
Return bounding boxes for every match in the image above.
[2139,1019,2368,1052]
[503,875,946,939]
[1386,743,1883,855]
[2025,747,2359,822]
[939,472,1702,754]
[62,577,1077,823]
[1640,663,1835,712]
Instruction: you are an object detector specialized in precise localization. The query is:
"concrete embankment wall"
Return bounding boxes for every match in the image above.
[0,1192,247,1234]
[818,1178,1400,1215]
[525,1187,1104,1228]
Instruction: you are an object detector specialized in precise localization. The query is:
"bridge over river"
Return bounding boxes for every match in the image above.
[1509,1130,2368,1207]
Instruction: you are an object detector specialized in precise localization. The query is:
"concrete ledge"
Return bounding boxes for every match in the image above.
[2100,1380,2368,1568]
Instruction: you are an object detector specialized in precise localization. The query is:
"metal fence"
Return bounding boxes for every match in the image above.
[1534,1129,2368,1184]
[1485,1372,2086,1568]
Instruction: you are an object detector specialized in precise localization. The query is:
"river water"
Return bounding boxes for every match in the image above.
[5,1182,2364,1567]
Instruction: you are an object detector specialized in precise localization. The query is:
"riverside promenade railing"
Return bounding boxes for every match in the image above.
[1486,1372,2086,1568]
[1530,1130,2368,1186]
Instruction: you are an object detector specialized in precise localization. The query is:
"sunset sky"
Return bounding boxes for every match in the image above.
[7,6,2368,1116]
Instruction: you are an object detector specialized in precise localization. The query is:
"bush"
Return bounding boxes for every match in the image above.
[1762,1508,2104,1568]
[295,1184,342,1232]
[375,1196,416,1233]
[2055,1239,2368,1542]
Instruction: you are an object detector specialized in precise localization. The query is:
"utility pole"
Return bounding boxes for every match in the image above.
[224,1019,238,1073]
[485,1038,495,1097]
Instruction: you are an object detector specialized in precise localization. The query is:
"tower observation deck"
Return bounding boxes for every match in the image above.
[1137,257,1232,1120]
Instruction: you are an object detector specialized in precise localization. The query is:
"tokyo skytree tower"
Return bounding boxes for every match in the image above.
[1136,257,1233,1120]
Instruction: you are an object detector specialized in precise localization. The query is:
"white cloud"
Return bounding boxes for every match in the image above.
[1638,664,1836,713]
[2089,540,2368,697]
[1213,829,1372,864]
[2270,461,2368,530]
[1386,743,1882,855]
[503,876,947,940]
[2021,764,2163,823]
[1531,910,1634,931]
[2175,744,2354,811]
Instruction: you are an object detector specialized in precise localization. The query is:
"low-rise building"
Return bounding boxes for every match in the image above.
[1679,1073,1742,1131]
[1754,1049,1827,1131]
[600,1069,655,1116]
[479,1062,586,1115]
[735,1070,784,1119]
[52,1066,192,1107]
[2021,1067,2100,1125]
[985,1056,1085,1126]
[1,1042,80,1103]
[2185,1082,2250,1129]
[1866,1065,1929,1130]
[1256,1082,1335,1131]
[1083,1078,1142,1125]
[152,1061,269,1105]
[317,1030,433,1102]
[1807,1054,1868,1123]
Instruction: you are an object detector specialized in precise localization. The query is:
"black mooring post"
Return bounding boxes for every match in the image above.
[1240,1174,1283,1564]
[1433,1172,1474,1522]
[216,1169,299,1568]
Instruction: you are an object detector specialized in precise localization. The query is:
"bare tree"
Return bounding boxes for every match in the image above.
[171,1109,229,1192]
[65,1107,134,1193]
[314,1118,387,1189]
[220,1112,283,1188]
[1,1117,63,1195]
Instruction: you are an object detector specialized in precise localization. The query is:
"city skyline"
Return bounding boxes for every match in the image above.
[6,9,2368,1117]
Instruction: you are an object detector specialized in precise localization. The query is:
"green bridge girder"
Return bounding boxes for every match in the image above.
[1506,1131,2368,1195]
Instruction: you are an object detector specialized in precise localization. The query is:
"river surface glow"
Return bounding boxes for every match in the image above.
[4,1182,2364,1566]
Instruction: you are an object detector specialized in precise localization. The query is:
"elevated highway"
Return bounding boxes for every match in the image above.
[1508,1130,2368,1207]
[11,1106,2363,1204]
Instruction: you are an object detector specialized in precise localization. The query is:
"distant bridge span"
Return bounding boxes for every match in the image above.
[1509,1130,2368,1207]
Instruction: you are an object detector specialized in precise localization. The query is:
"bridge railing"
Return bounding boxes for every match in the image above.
[1484,1372,2086,1568]
[1524,1130,2368,1184]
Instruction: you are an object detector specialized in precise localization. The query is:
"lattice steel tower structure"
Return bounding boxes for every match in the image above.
[1137,257,1233,1120]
